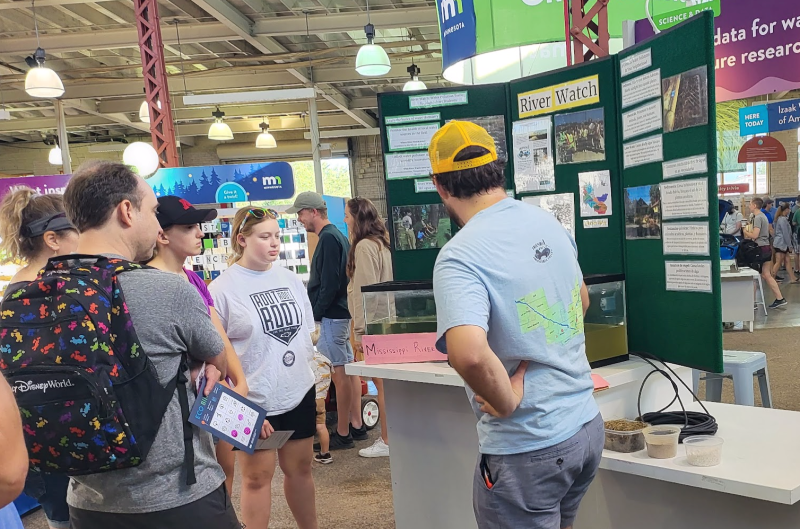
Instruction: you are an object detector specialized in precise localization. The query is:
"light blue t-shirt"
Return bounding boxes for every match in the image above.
[0,504,24,529]
[434,198,599,456]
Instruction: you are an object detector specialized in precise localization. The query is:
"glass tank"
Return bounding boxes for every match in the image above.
[362,281,437,336]
[583,274,628,367]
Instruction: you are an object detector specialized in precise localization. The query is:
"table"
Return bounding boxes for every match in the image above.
[348,359,800,529]
[721,267,761,332]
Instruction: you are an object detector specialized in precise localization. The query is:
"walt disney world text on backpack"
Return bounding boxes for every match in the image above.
[0,257,157,475]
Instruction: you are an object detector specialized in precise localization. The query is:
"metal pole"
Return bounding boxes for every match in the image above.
[54,99,72,174]
[308,95,324,194]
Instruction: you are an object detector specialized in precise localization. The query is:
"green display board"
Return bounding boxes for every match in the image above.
[377,85,513,281]
[508,57,625,277]
[617,13,722,373]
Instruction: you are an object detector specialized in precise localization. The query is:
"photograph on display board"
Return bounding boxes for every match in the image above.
[662,66,709,133]
[391,204,451,251]
[447,116,508,163]
[522,193,576,239]
[554,109,606,165]
[624,185,662,240]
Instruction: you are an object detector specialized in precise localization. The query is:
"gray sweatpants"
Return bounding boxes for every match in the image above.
[473,413,604,529]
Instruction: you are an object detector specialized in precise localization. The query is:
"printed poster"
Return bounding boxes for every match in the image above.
[578,170,612,217]
[512,117,555,193]
[522,193,576,239]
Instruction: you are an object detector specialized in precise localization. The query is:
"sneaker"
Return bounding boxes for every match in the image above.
[328,431,355,450]
[314,452,333,464]
[359,437,389,458]
[350,424,369,441]
[769,299,788,309]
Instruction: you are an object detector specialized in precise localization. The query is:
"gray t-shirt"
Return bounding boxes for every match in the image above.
[752,212,770,247]
[67,265,226,514]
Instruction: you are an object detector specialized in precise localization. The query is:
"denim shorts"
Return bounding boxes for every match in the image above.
[317,318,354,367]
[473,413,604,529]
[24,471,71,529]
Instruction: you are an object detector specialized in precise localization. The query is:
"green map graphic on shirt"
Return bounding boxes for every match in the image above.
[515,281,584,344]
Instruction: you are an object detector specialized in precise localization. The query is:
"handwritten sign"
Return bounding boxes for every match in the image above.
[362,333,447,365]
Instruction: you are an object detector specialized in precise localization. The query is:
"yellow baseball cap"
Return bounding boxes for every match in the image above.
[428,120,497,175]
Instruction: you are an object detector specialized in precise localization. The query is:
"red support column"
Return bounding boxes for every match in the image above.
[134,0,179,168]
[568,0,611,64]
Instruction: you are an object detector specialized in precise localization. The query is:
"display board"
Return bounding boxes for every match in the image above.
[508,56,625,277]
[618,12,722,373]
[377,85,513,281]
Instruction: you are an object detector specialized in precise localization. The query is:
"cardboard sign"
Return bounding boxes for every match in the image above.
[362,333,447,365]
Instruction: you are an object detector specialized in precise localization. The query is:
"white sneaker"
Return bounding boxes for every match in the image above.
[359,437,389,458]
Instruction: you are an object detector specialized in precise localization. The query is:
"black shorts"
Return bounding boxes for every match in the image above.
[70,485,240,529]
[266,386,316,440]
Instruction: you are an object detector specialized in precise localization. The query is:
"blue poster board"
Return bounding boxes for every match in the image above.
[323,195,348,238]
[148,162,295,204]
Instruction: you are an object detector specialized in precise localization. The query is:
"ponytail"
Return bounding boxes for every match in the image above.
[0,188,70,264]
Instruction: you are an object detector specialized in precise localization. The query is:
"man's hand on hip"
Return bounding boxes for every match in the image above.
[475,361,528,418]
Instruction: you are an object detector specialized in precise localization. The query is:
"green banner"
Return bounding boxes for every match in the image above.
[652,0,721,31]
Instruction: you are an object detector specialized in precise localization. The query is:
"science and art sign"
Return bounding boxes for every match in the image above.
[637,0,800,101]
[148,162,295,205]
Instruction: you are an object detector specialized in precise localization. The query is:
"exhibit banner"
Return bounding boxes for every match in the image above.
[0,174,72,198]
[436,0,477,70]
[738,99,800,135]
[636,0,800,101]
[148,162,295,205]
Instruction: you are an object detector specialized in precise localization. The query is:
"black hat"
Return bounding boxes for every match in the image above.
[157,195,217,229]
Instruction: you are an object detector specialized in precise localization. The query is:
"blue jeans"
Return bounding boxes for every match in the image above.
[24,471,70,529]
[317,318,353,367]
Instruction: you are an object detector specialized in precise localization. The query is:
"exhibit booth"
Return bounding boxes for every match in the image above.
[347,13,800,528]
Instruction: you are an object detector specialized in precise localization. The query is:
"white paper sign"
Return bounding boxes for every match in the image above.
[584,218,609,229]
[386,123,439,151]
[623,135,664,168]
[661,178,708,220]
[409,92,468,109]
[621,69,662,109]
[622,100,663,140]
[620,49,652,77]
[201,222,216,233]
[191,255,203,265]
[665,261,713,293]
[385,152,433,180]
[220,237,232,248]
[512,117,555,193]
[662,155,708,179]
[662,222,709,255]
[414,179,437,193]
[385,113,440,125]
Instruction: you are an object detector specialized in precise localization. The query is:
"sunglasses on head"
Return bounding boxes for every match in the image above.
[238,207,278,233]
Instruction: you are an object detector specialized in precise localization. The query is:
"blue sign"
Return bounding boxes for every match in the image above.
[739,105,768,135]
[768,99,800,133]
[437,0,477,71]
[323,195,348,239]
[148,162,295,205]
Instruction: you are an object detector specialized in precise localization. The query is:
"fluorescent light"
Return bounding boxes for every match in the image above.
[208,107,234,141]
[356,24,390,77]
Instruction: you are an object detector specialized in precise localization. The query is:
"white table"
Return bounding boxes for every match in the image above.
[348,360,800,529]
[721,267,762,332]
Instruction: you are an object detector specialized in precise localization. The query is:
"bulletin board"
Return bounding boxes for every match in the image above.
[617,12,723,373]
[377,84,513,281]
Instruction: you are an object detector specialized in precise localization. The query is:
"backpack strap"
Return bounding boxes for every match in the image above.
[176,355,197,486]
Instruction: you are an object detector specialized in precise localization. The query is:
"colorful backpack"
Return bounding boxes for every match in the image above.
[0,256,197,484]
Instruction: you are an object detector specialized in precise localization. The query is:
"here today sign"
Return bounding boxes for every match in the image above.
[739,98,800,136]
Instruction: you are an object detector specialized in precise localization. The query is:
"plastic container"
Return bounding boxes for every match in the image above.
[603,419,648,453]
[642,425,681,459]
[684,435,724,467]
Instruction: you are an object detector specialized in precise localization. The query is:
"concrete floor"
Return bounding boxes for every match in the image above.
[754,274,800,330]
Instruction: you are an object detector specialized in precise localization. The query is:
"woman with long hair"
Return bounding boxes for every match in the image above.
[344,197,393,458]
[0,187,79,529]
[209,207,318,529]
[772,203,798,283]
[147,195,249,495]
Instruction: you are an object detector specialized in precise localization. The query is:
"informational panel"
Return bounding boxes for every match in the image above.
[509,57,625,277]
[618,12,722,373]
[377,85,513,281]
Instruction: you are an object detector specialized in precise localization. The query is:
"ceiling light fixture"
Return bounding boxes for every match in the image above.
[208,107,233,141]
[403,63,427,91]
[256,120,277,149]
[48,144,62,165]
[355,0,390,77]
[139,99,162,123]
[25,1,64,99]
[123,142,160,177]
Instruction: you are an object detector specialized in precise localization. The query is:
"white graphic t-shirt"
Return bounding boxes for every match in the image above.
[210,263,316,415]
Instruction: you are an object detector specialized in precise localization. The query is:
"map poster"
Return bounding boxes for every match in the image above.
[515,280,584,345]
[522,193,576,239]
[512,117,555,193]
[578,170,612,217]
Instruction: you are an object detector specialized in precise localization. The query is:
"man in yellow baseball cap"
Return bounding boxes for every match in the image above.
[429,121,599,529]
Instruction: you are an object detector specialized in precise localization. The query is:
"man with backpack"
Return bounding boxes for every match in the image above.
[1,161,238,528]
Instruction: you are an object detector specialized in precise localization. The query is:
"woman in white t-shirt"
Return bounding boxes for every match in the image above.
[209,208,318,529]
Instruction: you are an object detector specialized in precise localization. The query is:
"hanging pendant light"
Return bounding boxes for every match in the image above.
[256,121,277,149]
[139,99,162,123]
[208,107,233,141]
[25,47,64,99]
[403,63,427,91]
[123,142,160,177]
[48,144,62,165]
[355,0,390,77]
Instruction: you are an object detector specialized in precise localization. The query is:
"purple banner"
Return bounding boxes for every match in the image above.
[0,174,72,198]
[636,0,800,102]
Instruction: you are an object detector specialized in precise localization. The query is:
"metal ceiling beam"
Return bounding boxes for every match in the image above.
[0,0,117,10]
[0,114,117,133]
[94,95,377,115]
[252,7,437,37]
[62,99,151,133]
[173,114,357,136]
